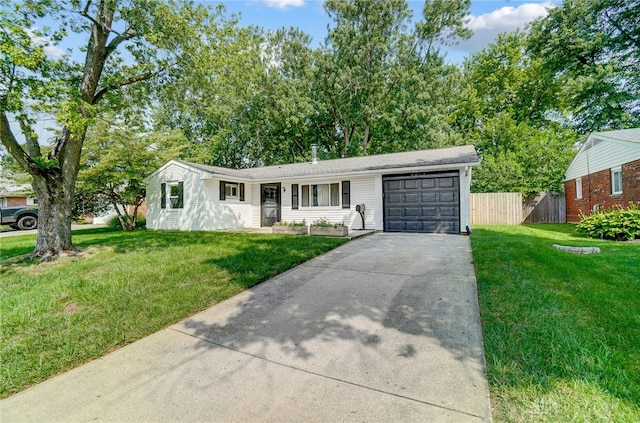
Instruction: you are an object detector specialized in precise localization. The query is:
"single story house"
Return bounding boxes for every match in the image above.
[144,145,480,234]
[564,128,640,222]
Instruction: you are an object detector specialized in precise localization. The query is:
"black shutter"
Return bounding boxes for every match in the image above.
[342,181,350,209]
[161,183,166,209]
[239,183,245,201]
[220,180,226,200]
[291,184,298,209]
[176,181,184,208]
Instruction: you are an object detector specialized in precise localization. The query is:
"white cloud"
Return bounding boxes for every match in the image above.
[455,2,557,54]
[43,45,66,59]
[263,0,304,9]
[27,28,66,59]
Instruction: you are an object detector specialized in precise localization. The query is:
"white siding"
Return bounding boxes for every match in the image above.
[147,162,476,233]
[279,175,379,229]
[565,138,640,180]
[146,163,253,231]
[459,167,472,231]
[250,183,261,228]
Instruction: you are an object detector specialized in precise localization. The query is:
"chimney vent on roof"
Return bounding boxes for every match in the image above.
[311,144,318,164]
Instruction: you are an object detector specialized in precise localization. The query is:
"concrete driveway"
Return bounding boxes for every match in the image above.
[1,233,492,422]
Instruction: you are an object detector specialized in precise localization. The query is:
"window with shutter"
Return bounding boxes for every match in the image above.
[292,184,299,209]
[297,181,349,208]
[163,181,184,209]
[220,181,242,200]
[342,181,350,209]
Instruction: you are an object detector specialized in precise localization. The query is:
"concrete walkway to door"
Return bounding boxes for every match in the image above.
[1,233,492,422]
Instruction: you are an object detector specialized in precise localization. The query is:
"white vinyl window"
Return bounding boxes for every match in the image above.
[611,167,622,195]
[576,177,582,200]
[225,182,239,199]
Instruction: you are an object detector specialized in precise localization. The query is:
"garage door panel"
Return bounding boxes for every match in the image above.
[405,193,420,202]
[405,221,420,231]
[439,192,455,202]
[388,207,404,217]
[405,207,419,216]
[388,193,403,203]
[386,220,404,231]
[421,179,436,188]
[384,173,459,234]
[439,178,455,188]
[405,180,419,189]
[440,207,457,216]
[422,207,437,216]
[421,222,438,232]
[421,192,436,202]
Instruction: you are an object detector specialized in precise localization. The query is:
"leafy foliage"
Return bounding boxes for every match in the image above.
[78,115,186,230]
[457,32,578,196]
[1,0,230,256]
[528,0,640,132]
[311,218,345,227]
[576,203,640,240]
[273,220,307,227]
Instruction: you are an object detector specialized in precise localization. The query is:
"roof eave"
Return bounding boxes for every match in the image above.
[242,161,480,183]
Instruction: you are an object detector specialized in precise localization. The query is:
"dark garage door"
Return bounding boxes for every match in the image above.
[383,172,460,234]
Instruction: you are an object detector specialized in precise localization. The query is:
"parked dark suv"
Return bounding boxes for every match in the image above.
[0,205,39,230]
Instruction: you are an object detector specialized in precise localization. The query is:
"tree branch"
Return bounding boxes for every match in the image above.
[603,9,640,49]
[105,28,137,56]
[0,113,42,175]
[18,116,42,159]
[92,63,175,104]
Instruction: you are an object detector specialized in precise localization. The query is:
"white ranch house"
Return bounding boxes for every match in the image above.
[144,145,480,234]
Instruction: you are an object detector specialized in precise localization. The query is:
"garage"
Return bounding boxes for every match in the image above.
[383,172,460,234]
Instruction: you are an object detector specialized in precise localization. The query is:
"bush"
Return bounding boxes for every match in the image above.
[273,220,306,227]
[107,215,146,230]
[311,218,344,228]
[576,202,640,241]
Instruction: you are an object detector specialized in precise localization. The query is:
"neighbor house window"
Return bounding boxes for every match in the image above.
[219,181,245,201]
[300,183,340,207]
[611,167,622,195]
[576,177,582,200]
[161,181,184,209]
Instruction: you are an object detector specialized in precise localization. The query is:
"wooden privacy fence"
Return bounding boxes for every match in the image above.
[470,192,566,225]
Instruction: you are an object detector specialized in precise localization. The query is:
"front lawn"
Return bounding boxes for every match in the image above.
[0,228,347,398]
[471,224,640,422]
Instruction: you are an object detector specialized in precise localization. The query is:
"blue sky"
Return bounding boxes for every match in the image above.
[40,0,560,65]
[213,0,560,64]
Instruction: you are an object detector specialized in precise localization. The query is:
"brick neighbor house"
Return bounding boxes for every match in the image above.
[564,128,640,223]
[0,184,38,208]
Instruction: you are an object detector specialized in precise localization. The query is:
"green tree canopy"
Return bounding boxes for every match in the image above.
[0,0,230,258]
[528,0,640,131]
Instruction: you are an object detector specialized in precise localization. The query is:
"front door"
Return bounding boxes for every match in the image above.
[261,183,281,227]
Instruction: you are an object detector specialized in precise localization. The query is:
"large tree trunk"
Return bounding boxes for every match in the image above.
[31,171,75,259]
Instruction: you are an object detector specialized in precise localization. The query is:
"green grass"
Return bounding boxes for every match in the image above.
[471,224,640,422]
[0,228,347,398]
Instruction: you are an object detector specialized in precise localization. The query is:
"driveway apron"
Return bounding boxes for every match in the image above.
[1,233,492,422]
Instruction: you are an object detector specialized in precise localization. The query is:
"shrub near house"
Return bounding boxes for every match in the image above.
[576,202,640,240]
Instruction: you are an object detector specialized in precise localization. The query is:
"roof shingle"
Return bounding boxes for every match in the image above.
[178,145,478,181]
